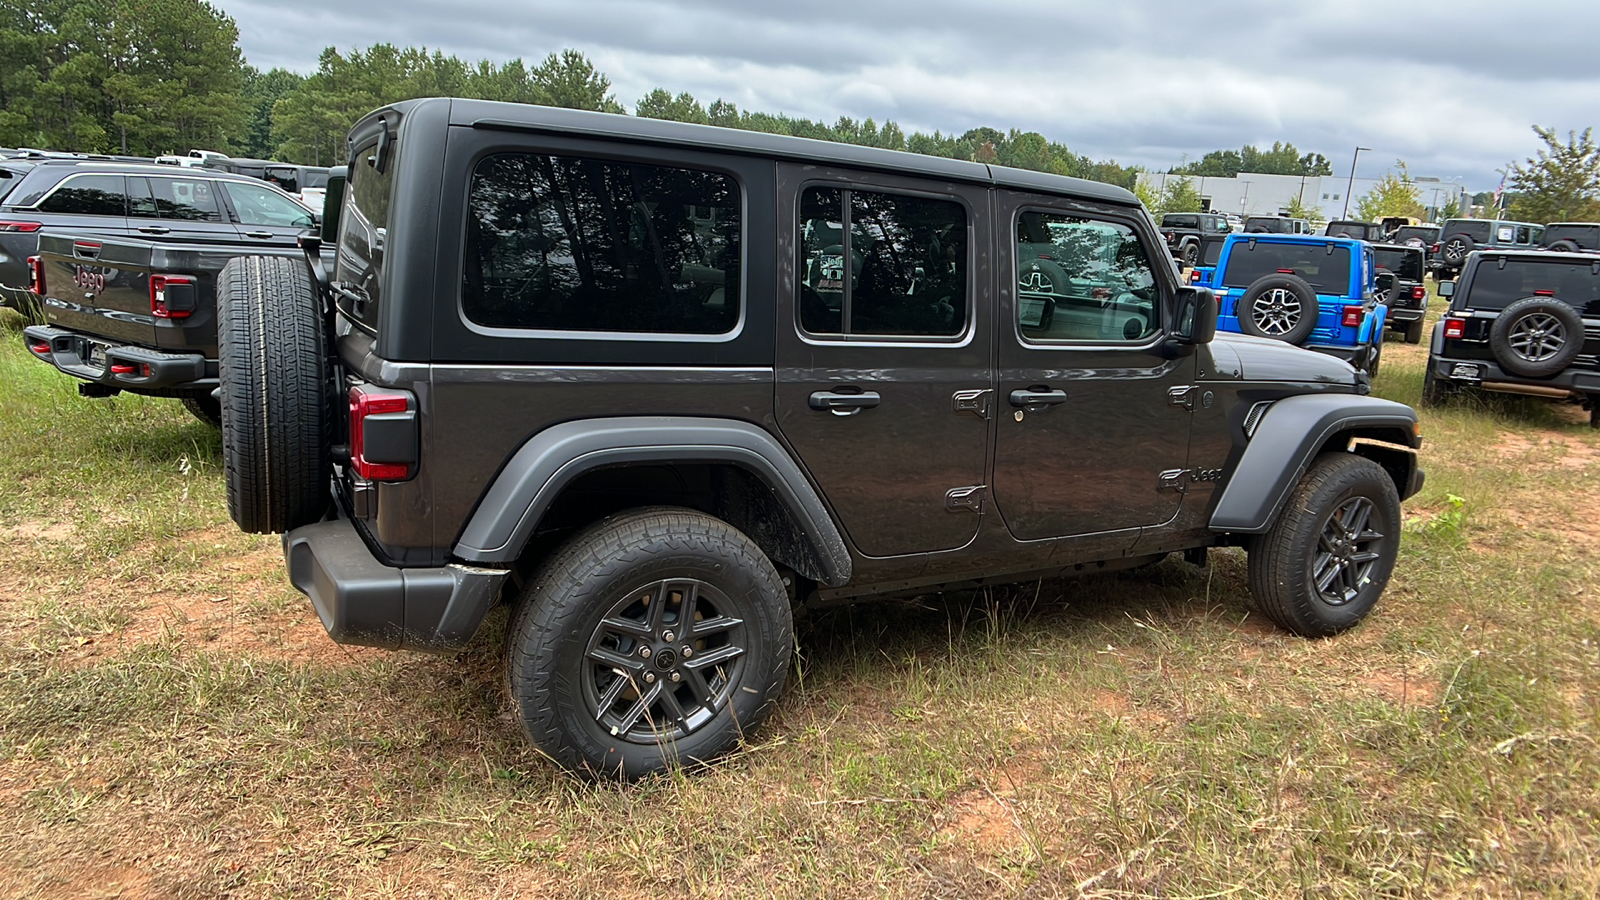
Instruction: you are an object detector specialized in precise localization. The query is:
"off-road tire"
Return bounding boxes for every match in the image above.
[1237,273,1319,344]
[1489,296,1584,378]
[506,507,792,780]
[1440,233,1474,266]
[1403,318,1425,344]
[1248,453,1401,637]
[1548,239,1581,253]
[1181,242,1199,267]
[1421,364,1460,406]
[180,393,222,428]
[217,255,330,534]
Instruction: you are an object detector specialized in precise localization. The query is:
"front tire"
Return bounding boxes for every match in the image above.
[507,508,793,779]
[1247,454,1401,637]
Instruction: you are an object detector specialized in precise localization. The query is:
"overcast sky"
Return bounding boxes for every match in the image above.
[219,0,1600,193]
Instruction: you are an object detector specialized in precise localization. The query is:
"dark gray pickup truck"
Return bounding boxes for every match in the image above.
[20,188,337,426]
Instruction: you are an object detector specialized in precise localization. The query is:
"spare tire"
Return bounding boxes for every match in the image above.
[1237,273,1319,345]
[1440,233,1475,265]
[217,255,331,534]
[1548,239,1581,253]
[1489,296,1584,378]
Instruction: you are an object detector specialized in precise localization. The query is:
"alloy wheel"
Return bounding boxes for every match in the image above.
[1312,497,1386,606]
[1251,288,1303,336]
[1508,312,1567,362]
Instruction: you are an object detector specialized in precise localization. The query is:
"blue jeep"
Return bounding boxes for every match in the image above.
[1208,233,1387,374]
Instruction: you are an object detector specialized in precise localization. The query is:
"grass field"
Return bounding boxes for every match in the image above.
[1,304,1597,899]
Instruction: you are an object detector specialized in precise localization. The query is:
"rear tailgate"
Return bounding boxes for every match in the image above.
[38,234,162,346]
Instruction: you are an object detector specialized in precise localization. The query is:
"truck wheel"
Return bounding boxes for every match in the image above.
[1181,242,1199,267]
[1404,318,1424,345]
[180,393,221,428]
[1549,239,1580,253]
[506,507,792,780]
[1237,274,1318,345]
[1489,296,1584,378]
[217,255,330,534]
[1440,234,1474,265]
[1248,453,1400,637]
[1421,365,1459,406]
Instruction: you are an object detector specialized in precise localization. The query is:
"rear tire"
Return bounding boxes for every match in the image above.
[1247,454,1401,637]
[217,255,330,534]
[1404,318,1424,344]
[506,508,793,780]
[180,393,221,428]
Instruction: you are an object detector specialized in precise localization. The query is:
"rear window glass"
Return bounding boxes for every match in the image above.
[463,153,741,335]
[1465,259,1600,313]
[1372,247,1424,281]
[1442,220,1493,242]
[1544,225,1597,245]
[1162,214,1196,229]
[37,174,126,215]
[1392,226,1438,244]
[1221,240,1352,294]
[334,136,398,324]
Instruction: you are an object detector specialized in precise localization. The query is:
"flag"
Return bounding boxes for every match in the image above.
[1492,173,1506,207]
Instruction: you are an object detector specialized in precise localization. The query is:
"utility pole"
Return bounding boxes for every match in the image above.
[1342,146,1370,219]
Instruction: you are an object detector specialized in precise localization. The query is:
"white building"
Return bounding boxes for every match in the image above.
[1136,171,1469,223]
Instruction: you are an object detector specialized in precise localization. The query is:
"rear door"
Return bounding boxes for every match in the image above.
[990,192,1194,541]
[774,165,992,557]
[128,174,237,245]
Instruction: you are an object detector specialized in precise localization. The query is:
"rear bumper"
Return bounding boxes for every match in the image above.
[1429,354,1600,396]
[23,324,214,392]
[1385,306,1426,325]
[284,511,509,652]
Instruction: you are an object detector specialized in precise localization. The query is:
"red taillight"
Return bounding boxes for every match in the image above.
[149,274,196,318]
[1342,305,1363,328]
[1411,285,1427,301]
[349,386,414,482]
[26,255,44,295]
[1189,270,1202,283]
[0,221,42,233]
[1534,289,1554,296]
[1443,318,1466,340]
[1277,268,1295,274]
[1431,242,1441,253]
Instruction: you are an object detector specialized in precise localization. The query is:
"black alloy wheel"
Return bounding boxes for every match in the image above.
[1489,296,1584,378]
[1310,496,1387,607]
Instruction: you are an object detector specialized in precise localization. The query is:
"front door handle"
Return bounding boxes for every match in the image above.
[137,225,171,235]
[1009,388,1068,408]
[809,390,881,416]
[243,230,274,239]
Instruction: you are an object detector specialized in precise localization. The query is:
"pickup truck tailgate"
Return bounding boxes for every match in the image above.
[37,233,222,355]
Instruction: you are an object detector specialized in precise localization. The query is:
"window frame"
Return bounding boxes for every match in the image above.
[1011,205,1169,350]
[456,148,750,344]
[793,179,976,346]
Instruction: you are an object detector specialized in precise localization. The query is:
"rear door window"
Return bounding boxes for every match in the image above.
[37,174,127,215]
[463,152,741,334]
[129,176,223,221]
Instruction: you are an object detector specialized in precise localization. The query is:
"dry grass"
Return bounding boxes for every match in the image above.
[1,303,1597,898]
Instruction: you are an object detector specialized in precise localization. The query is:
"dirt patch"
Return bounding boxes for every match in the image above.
[1494,430,1600,470]
[0,520,76,542]
[940,788,1028,853]
[1362,669,1440,708]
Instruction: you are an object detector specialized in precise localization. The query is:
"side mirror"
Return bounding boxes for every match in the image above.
[1173,286,1217,345]
[1437,280,1456,298]
[320,166,347,244]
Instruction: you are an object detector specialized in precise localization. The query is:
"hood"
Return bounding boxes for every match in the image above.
[1214,333,1359,385]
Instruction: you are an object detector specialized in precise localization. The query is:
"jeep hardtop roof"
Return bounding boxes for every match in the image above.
[367,97,1141,208]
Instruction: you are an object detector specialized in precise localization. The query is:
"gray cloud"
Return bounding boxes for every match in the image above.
[218,0,1600,191]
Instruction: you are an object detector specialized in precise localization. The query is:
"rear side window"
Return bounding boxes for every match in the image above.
[463,153,741,335]
[129,176,223,221]
[798,186,967,337]
[222,181,314,228]
[1222,241,1352,295]
[37,174,126,215]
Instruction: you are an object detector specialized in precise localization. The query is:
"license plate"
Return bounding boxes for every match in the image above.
[1450,363,1484,380]
[82,340,108,368]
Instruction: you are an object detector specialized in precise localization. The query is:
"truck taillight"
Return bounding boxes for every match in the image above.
[1443,318,1466,340]
[1189,269,1202,283]
[1431,242,1441,253]
[149,274,196,318]
[349,385,417,482]
[1411,285,1427,301]
[0,221,42,233]
[1341,305,1363,328]
[26,256,45,295]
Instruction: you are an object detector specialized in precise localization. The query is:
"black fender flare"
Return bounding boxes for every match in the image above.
[1209,393,1421,533]
[452,416,853,586]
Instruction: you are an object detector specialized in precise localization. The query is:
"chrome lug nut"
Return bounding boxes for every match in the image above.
[639,646,651,658]
[663,631,675,643]
[681,646,693,658]
[669,672,681,683]
[644,672,656,684]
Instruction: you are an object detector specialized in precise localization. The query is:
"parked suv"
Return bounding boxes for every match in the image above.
[1158,212,1231,266]
[1244,216,1312,235]
[1372,243,1429,343]
[1424,250,1600,424]
[1432,218,1543,279]
[215,98,1422,779]
[1209,233,1387,373]
[1540,222,1600,253]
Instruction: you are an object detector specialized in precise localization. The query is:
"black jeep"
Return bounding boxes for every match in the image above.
[1244,216,1312,235]
[1323,220,1385,242]
[1372,243,1429,344]
[1540,222,1600,253]
[216,98,1423,779]
[1425,249,1600,424]
[1158,212,1231,266]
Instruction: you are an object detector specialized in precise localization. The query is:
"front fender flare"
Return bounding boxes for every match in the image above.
[1210,393,1420,534]
[452,416,852,587]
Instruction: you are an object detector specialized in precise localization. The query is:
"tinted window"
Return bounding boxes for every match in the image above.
[335,137,398,324]
[0,166,26,203]
[1392,226,1438,244]
[1221,241,1352,295]
[222,181,313,228]
[464,153,741,334]
[1545,225,1600,245]
[1443,220,1493,242]
[1162,214,1197,229]
[129,176,223,221]
[1465,259,1600,314]
[264,167,300,194]
[798,186,967,337]
[1373,247,1424,281]
[37,174,126,215]
[1016,211,1159,343]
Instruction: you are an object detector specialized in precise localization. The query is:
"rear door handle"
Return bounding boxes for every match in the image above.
[1009,388,1068,408]
[244,231,273,239]
[809,390,881,415]
[137,225,171,235]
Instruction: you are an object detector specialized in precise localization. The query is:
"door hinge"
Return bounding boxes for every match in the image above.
[952,388,992,419]
[1167,385,1197,410]
[945,485,987,512]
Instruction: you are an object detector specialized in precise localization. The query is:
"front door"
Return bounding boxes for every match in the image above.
[991,193,1195,541]
[774,166,992,557]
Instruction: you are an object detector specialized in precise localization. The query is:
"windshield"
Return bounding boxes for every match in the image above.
[1221,240,1352,294]
[1372,247,1424,281]
[1464,259,1600,315]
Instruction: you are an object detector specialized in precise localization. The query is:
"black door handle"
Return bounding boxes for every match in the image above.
[809,390,881,415]
[244,231,273,239]
[1009,388,1068,408]
[137,225,171,235]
